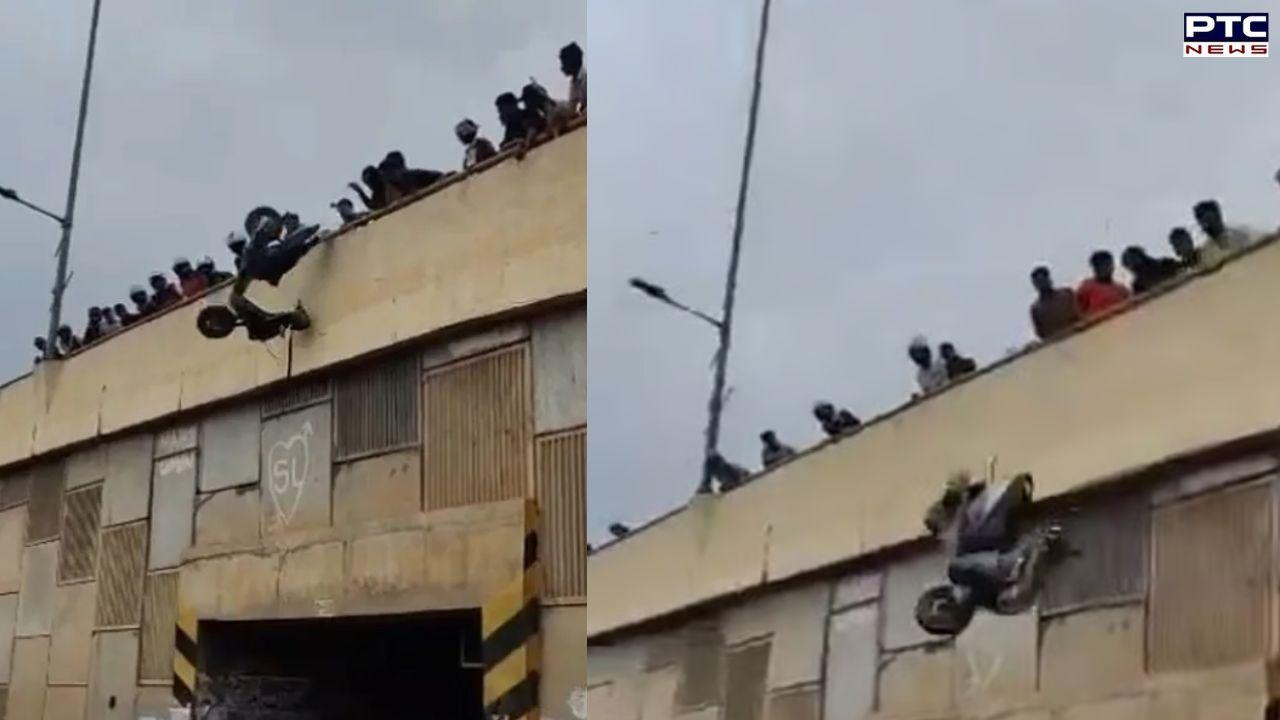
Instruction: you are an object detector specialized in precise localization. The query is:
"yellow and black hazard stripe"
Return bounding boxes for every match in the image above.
[483,501,542,720]
[173,603,198,707]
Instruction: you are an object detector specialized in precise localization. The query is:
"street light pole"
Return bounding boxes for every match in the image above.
[44,0,104,359]
[699,0,773,493]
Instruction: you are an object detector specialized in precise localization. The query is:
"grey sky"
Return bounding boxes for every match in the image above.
[588,0,1280,540]
[0,1,584,380]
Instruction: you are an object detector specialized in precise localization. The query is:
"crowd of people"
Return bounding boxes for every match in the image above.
[700,180,1280,497]
[33,41,586,363]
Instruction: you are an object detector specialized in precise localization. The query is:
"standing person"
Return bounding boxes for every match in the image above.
[330,199,364,225]
[1194,199,1254,266]
[114,301,137,327]
[1120,245,1180,294]
[348,166,388,212]
[521,81,575,132]
[495,91,548,152]
[33,336,55,363]
[197,256,233,286]
[378,151,445,202]
[82,306,105,344]
[939,342,977,380]
[759,430,796,469]
[148,272,181,311]
[560,41,586,113]
[56,325,81,355]
[100,306,121,336]
[226,232,249,273]
[813,401,860,438]
[1028,266,1079,340]
[909,336,949,395]
[173,257,208,298]
[1075,251,1130,319]
[1168,227,1200,272]
[455,119,497,170]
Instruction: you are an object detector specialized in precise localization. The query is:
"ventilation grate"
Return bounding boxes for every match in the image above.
[96,521,148,627]
[58,485,103,583]
[139,571,179,681]
[536,429,586,599]
[334,355,419,460]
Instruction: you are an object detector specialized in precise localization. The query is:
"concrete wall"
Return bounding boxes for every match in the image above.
[0,126,586,470]
[590,237,1280,637]
[588,454,1280,720]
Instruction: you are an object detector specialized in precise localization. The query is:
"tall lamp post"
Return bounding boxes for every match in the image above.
[627,0,773,494]
[0,0,105,359]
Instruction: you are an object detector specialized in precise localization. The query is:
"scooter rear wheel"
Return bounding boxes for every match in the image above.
[197,305,238,339]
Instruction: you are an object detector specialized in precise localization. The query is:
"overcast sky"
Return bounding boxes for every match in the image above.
[588,0,1280,541]
[0,1,583,380]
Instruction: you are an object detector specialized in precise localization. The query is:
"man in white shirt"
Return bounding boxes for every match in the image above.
[909,336,949,395]
[1194,199,1255,266]
[560,42,586,114]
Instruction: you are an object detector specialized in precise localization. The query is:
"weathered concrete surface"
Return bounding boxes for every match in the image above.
[65,444,106,489]
[332,449,422,526]
[194,487,261,548]
[421,320,528,370]
[639,666,679,720]
[148,451,196,570]
[42,686,87,720]
[1039,604,1145,705]
[720,584,829,689]
[278,541,345,611]
[877,644,956,719]
[178,552,281,621]
[542,604,587,720]
[0,506,27,593]
[134,686,179,718]
[0,593,17,683]
[1059,694,1149,720]
[953,608,1038,713]
[16,541,58,637]
[587,682,636,720]
[48,581,96,684]
[532,306,586,433]
[823,603,878,720]
[199,405,260,492]
[87,629,139,720]
[260,403,332,536]
[348,529,427,597]
[832,568,881,610]
[587,641,645,720]
[588,237,1280,637]
[766,685,820,720]
[9,635,50,720]
[154,422,197,458]
[102,434,153,527]
[881,549,948,651]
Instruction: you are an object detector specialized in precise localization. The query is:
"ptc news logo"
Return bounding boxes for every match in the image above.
[1184,13,1269,57]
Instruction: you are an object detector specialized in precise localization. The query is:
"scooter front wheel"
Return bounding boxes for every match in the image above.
[916,584,975,637]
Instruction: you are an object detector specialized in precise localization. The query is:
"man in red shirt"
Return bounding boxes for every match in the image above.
[1076,250,1130,319]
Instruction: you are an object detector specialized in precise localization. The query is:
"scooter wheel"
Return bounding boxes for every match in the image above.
[915,584,975,636]
[197,305,238,339]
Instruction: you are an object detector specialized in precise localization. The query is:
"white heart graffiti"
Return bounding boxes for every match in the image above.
[267,420,314,530]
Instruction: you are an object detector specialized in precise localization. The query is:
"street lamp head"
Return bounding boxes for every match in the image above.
[629,277,668,301]
[0,186,16,201]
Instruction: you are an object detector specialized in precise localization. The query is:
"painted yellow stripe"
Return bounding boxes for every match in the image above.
[484,641,529,705]
[177,605,198,640]
[524,561,542,600]
[483,574,526,636]
[174,651,197,689]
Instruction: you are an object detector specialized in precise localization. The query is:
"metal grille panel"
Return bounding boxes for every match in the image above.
[335,355,419,460]
[536,429,586,599]
[1149,482,1270,672]
[0,472,30,510]
[262,378,331,418]
[26,462,64,544]
[1041,492,1148,612]
[724,642,771,720]
[96,522,148,627]
[139,571,179,681]
[424,345,531,509]
[59,485,102,582]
